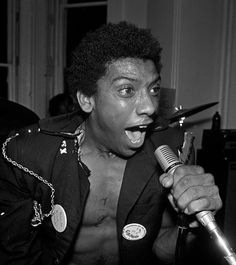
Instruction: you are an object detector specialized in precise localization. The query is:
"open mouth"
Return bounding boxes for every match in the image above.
[125,125,148,144]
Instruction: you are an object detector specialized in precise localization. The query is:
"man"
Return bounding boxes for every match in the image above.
[0,21,222,265]
[48,93,74,117]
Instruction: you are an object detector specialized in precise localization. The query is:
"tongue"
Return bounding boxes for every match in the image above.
[125,130,142,143]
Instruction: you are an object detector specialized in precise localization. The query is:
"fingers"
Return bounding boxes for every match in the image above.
[172,172,215,200]
[159,165,223,215]
[172,165,205,185]
[180,187,222,214]
[159,165,206,189]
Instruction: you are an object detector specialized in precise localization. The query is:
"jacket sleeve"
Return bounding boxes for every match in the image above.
[0,134,43,265]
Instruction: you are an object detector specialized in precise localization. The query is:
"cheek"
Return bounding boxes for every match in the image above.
[151,97,159,113]
[154,99,159,112]
[104,105,128,127]
[97,99,132,129]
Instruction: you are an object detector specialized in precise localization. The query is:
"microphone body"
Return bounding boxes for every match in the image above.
[155,144,236,265]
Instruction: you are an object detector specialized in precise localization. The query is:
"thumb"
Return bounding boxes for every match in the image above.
[159,172,174,188]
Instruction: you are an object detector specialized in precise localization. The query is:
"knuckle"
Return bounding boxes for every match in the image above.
[218,198,223,209]
[179,176,191,188]
[208,185,219,198]
[174,166,186,176]
[213,185,219,194]
[205,173,215,183]
[191,186,199,198]
[195,165,204,174]
[177,198,186,211]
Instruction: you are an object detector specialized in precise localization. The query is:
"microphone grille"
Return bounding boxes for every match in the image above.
[155,145,181,172]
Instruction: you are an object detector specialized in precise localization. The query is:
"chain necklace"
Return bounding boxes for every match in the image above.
[2,124,86,226]
[2,133,55,226]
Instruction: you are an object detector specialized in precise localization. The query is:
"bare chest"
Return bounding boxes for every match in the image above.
[68,155,126,265]
[82,155,126,225]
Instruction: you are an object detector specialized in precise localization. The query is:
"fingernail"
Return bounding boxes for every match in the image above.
[162,177,172,187]
[184,208,189,214]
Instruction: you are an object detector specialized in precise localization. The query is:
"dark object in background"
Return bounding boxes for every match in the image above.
[48,93,75,116]
[211,111,221,130]
[169,101,219,124]
[197,129,236,265]
[0,97,39,144]
[152,100,218,131]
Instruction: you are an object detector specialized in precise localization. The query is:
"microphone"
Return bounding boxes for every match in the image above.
[155,144,236,265]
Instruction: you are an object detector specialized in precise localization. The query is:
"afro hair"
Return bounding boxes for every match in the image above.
[66,21,162,99]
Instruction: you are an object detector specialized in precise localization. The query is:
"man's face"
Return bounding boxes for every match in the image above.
[87,58,161,157]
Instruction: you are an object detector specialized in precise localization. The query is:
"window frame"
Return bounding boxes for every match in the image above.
[0,0,18,101]
[53,0,107,95]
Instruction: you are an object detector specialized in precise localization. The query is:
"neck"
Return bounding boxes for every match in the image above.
[79,120,116,159]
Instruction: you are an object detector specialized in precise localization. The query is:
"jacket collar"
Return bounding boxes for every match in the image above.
[39,111,85,138]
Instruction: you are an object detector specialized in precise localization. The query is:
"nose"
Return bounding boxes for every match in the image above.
[136,90,157,116]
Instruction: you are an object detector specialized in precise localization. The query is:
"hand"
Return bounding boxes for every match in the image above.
[159,165,222,218]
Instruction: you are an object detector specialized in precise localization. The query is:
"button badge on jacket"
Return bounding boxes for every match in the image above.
[122,223,146,240]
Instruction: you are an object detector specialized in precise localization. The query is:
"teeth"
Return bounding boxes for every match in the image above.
[139,125,147,129]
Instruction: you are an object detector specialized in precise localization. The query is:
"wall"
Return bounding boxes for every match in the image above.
[227,1,236,129]
[18,0,48,118]
[108,0,148,27]
[147,0,236,149]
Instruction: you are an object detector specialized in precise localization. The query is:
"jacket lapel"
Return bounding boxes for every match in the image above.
[52,137,90,259]
[43,134,89,260]
[117,145,157,234]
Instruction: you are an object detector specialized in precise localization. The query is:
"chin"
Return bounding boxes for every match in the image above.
[117,146,141,159]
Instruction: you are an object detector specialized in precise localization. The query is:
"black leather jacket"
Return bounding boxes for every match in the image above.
[0,111,183,265]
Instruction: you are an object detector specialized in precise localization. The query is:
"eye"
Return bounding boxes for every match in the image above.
[117,86,135,98]
[149,85,160,97]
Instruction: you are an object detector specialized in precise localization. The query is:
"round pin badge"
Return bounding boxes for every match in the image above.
[51,204,67,233]
[122,223,146,240]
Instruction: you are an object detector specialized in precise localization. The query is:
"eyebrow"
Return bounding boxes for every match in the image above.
[111,76,136,84]
[152,76,161,84]
[112,75,161,85]
[148,76,161,87]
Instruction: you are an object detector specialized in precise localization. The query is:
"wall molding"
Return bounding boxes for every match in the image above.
[218,0,234,129]
[171,0,182,105]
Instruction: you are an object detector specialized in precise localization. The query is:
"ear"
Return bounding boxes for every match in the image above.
[76,91,94,113]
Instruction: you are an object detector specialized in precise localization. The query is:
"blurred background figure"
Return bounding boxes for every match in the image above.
[48,93,75,117]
